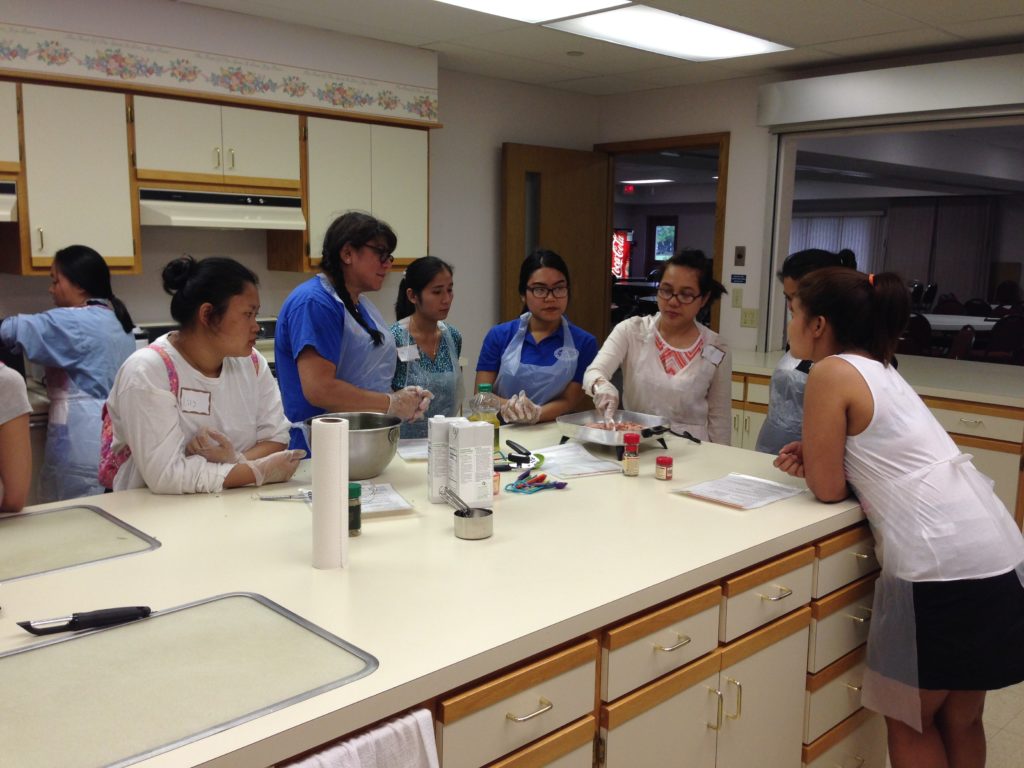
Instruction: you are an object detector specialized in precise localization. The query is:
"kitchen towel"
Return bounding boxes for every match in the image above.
[287,708,439,768]
[311,415,349,569]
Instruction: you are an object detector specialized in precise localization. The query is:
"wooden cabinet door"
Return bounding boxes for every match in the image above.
[221,106,299,185]
[371,124,428,262]
[0,82,18,166]
[22,85,134,268]
[307,117,372,265]
[134,96,223,181]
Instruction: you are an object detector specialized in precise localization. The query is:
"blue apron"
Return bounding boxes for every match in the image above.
[494,313,577,405]
[394,318,463,439]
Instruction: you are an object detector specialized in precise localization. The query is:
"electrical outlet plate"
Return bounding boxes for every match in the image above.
[731,287,743,308]
[734,245,746,267]
[740,308,758,327]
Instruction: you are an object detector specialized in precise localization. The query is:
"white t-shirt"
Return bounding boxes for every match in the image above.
[106,334,289,494]
[0,363,31,505]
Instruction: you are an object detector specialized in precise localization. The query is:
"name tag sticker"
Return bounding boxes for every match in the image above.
[702,345,726,366]
[397,344,420,362]
[180,388,212,415]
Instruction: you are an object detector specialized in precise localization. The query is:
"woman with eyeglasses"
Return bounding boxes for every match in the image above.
[276,211,431,452]
[475,250,597,424]
[583,249,731,443]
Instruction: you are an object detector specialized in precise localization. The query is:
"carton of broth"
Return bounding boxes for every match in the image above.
[447,420,494,509]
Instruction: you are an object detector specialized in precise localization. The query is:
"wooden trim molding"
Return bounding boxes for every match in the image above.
[723,547,815,597]
[721,607,811,669]
[601,651,722,730]
[604,587,721,651]
[488,716,596,767]
[921,396,1024,421]
[802,707,875,764]
[806,645,866,693]
[950,433,1023,455]
[815,523,872,559]
[811,574,877,621]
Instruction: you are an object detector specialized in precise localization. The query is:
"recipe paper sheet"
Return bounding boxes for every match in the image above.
[532,442,622,479]
[674,473,804,509]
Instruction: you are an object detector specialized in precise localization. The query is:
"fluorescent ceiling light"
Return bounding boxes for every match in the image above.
[547,5,790,61]
[432,0,628,24]
[622,178,673,184]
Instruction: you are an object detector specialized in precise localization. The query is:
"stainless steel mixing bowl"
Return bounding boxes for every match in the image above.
[306,412,401,480]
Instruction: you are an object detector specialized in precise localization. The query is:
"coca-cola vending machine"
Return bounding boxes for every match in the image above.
[611,229,633,279]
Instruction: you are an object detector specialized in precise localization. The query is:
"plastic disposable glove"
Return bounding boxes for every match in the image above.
[410,389,434,422]
[185,427,240,464]
[500,391,542,425]
[243,449,307,486]
[387,385,428,421]
[591,378,620,421]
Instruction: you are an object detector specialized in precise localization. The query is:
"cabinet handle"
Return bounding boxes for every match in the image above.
[958,418,983,426]
[845,607,873,624]
[214,146,221,168]
[654,633,692,652]
[733,414,739,431]
[229,147,235,169]
[725,677,743,719]
[757,584,793,602]
[743,415,751,433]
[705,687,724,731]
[844,682,863,692]
[505,697,552,723]
[851,551,873,560]
[36,227,44,252]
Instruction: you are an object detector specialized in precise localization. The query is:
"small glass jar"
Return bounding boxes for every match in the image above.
[655,455,674,481]
[348,482,362,537]
[622,432,641,477]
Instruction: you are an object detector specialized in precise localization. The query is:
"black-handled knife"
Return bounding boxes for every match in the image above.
[17,606,152,636]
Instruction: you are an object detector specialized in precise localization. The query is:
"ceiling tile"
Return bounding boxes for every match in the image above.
[634,61,747,87]
[547,74,668,95]
[815,28,964,57]
[936,15,1024,41]
[426,42,591,84]
[860,0,1024,26]
[711,46,842,73]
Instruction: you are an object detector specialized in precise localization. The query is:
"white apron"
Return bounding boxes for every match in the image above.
[394,318,463,439]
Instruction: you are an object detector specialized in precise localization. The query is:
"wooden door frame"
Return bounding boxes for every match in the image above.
[594,132,730,331]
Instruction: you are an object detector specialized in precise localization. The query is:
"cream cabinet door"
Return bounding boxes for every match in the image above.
[371,124,428,261]
[307,118,372,265]
[958,442,1020,513]
[739,409,766,450]
[0,82,18,165]
[22,85,134,266]
[134,96,224,178]
[731,408,744,447]
[220,106,299,183]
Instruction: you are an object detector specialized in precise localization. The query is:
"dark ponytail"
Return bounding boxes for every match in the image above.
[796,268,908,365]
[395,256,454,321]
[320,211,397,346]
[657,248,726,303]
[162,255,258,331]
[53,244,134,334]
[778,248,857,282]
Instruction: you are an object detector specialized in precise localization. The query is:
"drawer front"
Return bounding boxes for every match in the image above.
[804,660,866,743]
[731,376,745,401]
[814,540,879,599]
[746,377,771,405]
[602,592,720,701]
[930,406,1024,443]
[808,596,873,673]
[721,555,815,642]
[803,710,887,768]
[486,716,595,768]
[440,646,597,768]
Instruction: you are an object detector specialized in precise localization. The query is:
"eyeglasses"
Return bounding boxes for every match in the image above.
[363,244,395,264]
[527,284,568,299]
[657,286,701,304]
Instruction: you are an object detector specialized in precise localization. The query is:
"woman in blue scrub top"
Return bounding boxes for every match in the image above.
[475,250,597,424]
[0,245,136,500]
[275,212,431,451]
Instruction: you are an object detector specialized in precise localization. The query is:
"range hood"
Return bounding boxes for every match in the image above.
[139,189,305,230]
[0,181,17,222]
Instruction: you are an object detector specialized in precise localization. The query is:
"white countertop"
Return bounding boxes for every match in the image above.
[1,423,863,767]
[732,349,1024,409]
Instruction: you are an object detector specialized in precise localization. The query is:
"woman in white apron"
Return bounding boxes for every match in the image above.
[474,250,598,424]
[583,250,731,443]
[390,256,463,439]
[755,248,856,455]
[275,212,432,452]
[774,267,1024,768]
[0,245,136,501]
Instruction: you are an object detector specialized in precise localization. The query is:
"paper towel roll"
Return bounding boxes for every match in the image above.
[312,416,349,569]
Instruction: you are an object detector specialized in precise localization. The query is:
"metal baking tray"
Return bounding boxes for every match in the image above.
[556,409,668,447]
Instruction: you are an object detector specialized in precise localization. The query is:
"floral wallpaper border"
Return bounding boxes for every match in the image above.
[0,23,439,123]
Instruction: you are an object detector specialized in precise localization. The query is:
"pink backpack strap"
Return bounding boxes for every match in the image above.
[249,350,260,374]
[149,344,180,395]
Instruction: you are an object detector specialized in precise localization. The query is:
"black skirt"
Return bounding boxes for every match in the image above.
[914,568,1024,690]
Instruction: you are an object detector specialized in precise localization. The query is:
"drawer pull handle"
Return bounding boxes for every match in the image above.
[214,146,221,168]
[845,607,873,624]
[851,552,873,560]
[706,687,724,731]
[229,147,236,169]
[654,633,692,652]
[725,677,742,720]
[958,418,983,426]
[506,697,552,723]
[758,585,793,602]
[844,682,863,692]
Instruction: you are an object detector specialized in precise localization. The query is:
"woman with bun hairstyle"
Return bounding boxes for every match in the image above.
[755,248,856,454]
[276,211,431,451]
[475,249,598,424]
[583,249,731,443]
[775,268,1024,767]
[390,256,462,439]
[0,244,135,500]
[104,256,303,493]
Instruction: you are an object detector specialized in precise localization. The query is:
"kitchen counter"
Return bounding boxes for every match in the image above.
[0,423,864,767]
[733,349,1024,408]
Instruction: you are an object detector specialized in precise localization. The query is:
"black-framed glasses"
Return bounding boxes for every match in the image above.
[527,284,568,299]
[364,244,395,264]
[657,286,701,304]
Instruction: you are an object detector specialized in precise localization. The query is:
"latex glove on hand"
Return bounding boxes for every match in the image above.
[185,427,239,464]
[244,449,306,487]
[500,391,542,425]
[591,378,620,421]
[387,386,427,421]
[410,389,434,422]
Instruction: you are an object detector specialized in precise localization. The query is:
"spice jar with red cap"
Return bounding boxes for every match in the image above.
[622,433,641,477]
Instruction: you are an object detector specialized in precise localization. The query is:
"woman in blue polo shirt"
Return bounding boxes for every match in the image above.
[475,250,597,424]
